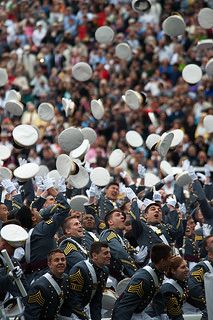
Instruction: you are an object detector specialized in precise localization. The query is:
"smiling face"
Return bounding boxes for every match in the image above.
[173,260,189,281]
[108,210,125,230]
[82,214,95,230]
[64,218,84,238]
[48,252,66,278]
[92,246,111,268]
[145,204,162,225]
[105,184,119,201]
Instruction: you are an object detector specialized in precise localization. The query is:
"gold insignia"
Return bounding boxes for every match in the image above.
[99,222,106,229]
[195,235,203,241]
[69,269,84,292]
[28,290,45,306]
[128,281,144,297]
[167,296,181,316]
[45,219,53,225]
[106,231,117,242]
[64,242,78,256]
[191,267,204,282]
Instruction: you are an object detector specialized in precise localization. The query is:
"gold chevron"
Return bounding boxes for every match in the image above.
[107,231,117,241]
[191,267,204,282]
[28,290,45,306]
[128,281,144,297]
[64,242,78,255]
[167,296,181,316]
[69,269,84,286]
[45,219,53,225]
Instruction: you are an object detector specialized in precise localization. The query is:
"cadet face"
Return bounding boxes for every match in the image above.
[48,252,66,278]
[205,236,213,251]
[92,247,111,268]
[186,218,195,235]
[172,260,189,282]
[108,211,125,230]
[145,205,162,224]
[0,204,8,222]
[44,196,56,208]
[82,214,95,230]
[105,184,119,200]
[65,218,84,238]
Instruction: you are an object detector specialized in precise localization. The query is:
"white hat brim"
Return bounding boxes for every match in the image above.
[69,195,89,212]
[170,129,184,148]
[144,172,160,187]
[115,43,132,60]
[175,171,192,187]
[81,127,97,145]
[56,154,78,178]
[5,101,23,116]
[90,167,111,187]
[0,145,11,160]
[109,149,125,168]
[38,102,55,122]
[0,167,12,182]
[0,224,28,248]
[198,8,213,29]
[68,166,89,189]
[126,130,143,148]
[146,134,161,150]
[72,62,93,82]
[125,90,142,110]
[91,99,104,120]
[69,139,90,160]
[182,64,202,84]
[58,127,84,152]
[203,115,213,133]
[14,163,39,180]
[162,15,186,37]
[0,68,8,87]
[95,26,115,44]
[12,125,39,147]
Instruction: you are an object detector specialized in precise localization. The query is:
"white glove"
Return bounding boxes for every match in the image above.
[182,159,190,171]
[188,166,197,181]
[84,161,92,174]
[163,174,174,184]
[1,179,16,193]
[43,177,55,190]
[88,183,98,197]
[166,197,177,208]
[203,224,212,237]
[57,176,66,193]
[9,266,23,279]
[126,187,137,201]
[138,164,146,178]
[134,246,148,263]
[34,176,45,191]
[18,157,27,166]
[153,190,161,202]
[120,171,127,179]
[195,222,201,230]
[179,203,187,216]
[13,247,25,261]
[197,173,206,183]
[137,199,144,210]
[119,182,127,195]
[204,164,211,178]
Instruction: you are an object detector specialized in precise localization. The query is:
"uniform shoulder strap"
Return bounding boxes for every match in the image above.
[163,278,184,296]
[143,265,159,287]
[203,260,213,273]
[43,272,62,296]
[84,260,97,298]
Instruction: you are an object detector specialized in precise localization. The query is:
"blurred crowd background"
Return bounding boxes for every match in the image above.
[0,0,212,181]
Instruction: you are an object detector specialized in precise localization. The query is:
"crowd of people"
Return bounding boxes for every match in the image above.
[0,0,213,319]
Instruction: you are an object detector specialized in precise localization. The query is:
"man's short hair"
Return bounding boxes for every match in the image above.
[203,235,213,250]
[62,216,77,234]
[104,208,122,228]
[150,243,172,264]
[90,241,109,257]
[105,181,119,189]
[47,249,65,262]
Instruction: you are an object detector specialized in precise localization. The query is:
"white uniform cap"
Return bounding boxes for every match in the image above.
[62,98,75,117]
[109,149,125,168]
[146,133,161,150]
[160,160,172,176]
[0,167,12,182]
[68,165,89,189]
[115,43,132,60]
[131,0,151,13]
[58,127,84,152]
[7,90,21,101]
[162,14,186,37]
[175,171,192,187]
[35,165,49,178]
[102,289,118,310]
[126,130,143,148]
[5,100,24,117]
[0,68,8,87]
[12,125,39,147]
[0,224,28,248]
[91,99,104,120]
[124,90,142,110]
[81,127,97,145]
[72,62,93,82]
[14,163,39,181]
[38,102,55,122]
[0,145,11,160]
[182,64,202,84]
[69,139,90,161]
[90,167,111,187]
[198,8,213,29]
[203,115,213,133]
[116,278,130,296]
[156,132,174,157]
[95,26,115,44]
[206,58,213,77]
[70,195,89,213]
[56,154,78,178]
[144,172,160,187]
[169,129,184,148]
[197,39,213,51]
